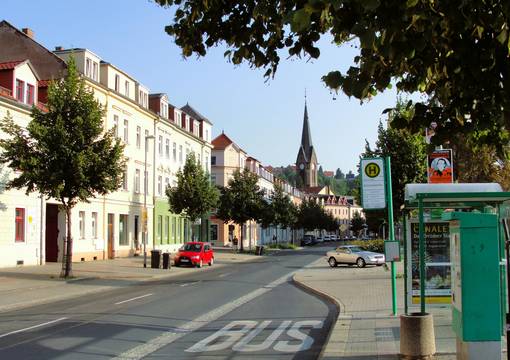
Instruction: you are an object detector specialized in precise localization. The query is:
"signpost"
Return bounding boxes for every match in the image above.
[361,157,398,315]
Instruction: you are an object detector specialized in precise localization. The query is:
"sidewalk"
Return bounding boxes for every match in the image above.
[293,258,505,360]
[0,251,260,313]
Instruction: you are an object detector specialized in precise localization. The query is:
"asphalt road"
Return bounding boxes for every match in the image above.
[0,246,336,359]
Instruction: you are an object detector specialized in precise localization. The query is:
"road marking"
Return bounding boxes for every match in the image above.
[113,272,293,360]
[0,317,68,339]
[114,293,153,305]
[187,319,323,353]
[219,272,232,278]
[180,281,199,287]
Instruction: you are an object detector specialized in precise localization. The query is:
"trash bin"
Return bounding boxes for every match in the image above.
[151,250,161,269]
[162,252,171,269]
[255,245,264,256]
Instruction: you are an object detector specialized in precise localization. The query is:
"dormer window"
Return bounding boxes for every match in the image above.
[125,81,129,97]
[15,79,24,102]
[161,102,168,118]
[114,74,120,92]
[92,62,98,81]
[85,58,91,78]
[26,84,34,105]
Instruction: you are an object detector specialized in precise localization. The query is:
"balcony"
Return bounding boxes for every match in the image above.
[0,85,12,98]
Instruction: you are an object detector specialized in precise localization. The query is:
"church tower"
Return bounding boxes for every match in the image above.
[296,100,318,188]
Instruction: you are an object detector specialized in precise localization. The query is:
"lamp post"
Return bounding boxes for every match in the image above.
[143,134,155,268]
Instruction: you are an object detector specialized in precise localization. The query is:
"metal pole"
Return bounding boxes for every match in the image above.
[143,136,148,268]
[385,156,397,316]
[403,215,408,315]
[418,196,426,314]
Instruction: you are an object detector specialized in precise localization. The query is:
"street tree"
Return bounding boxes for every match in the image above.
[155,0,510,152]
[350,212,366,236]
[0,59,125,278]
[270,184,296,243]
[296,198,324,232]
[216,168,264,251]
[167,152,219,239]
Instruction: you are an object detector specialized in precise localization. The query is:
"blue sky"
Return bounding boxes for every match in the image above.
[3,0,399,173]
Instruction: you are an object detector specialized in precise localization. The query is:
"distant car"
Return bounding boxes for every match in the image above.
[302,235,316,246]
[323,235,332,242]
[326,245,385,268]
[316,235,325,243]
[174,242,214,268]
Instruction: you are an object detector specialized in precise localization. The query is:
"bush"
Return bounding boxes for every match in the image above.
[346,239,385,253]
[266,243,298,250]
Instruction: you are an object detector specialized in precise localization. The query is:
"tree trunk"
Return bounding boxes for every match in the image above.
[61,205,73,278]
[239,224,244,252]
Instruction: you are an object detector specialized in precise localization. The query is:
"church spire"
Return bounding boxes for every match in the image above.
[300,99,312,152]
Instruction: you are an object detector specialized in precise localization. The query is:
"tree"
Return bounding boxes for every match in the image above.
[296,198,325,232]
[156,0,510,153]
[167,152,219,239]
[350,212,365,236]
[335,168,344,180]
[216,169,264,251]
[270,184,296,243]
[0,59,124,277]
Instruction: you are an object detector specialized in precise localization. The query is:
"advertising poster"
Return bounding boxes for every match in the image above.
[428,149,453,183]
[410,221,451,304]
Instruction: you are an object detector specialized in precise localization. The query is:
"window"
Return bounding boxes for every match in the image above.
[123,119,129,143]
[179,145,183,163]
[211,174,217,184]
[139,90,143,105]
[15,79,24,102]
[135,169,140,193]
[144,130,149,152]
[26,84,34,105]
[114,74,120,92]
[205,129,209,142]
[92,62,98,81]
[211,156,216,166]
[165,216,169,244]
[79,211,85,239]
[158,176,162,196]
[158,135,163,156]
[119,215,128,245]
[210,224,218,242]
[92,212,98,238]
[165,177,170,190]
[176,112,181,124]
[125,80,129,97]
[173,142,177,161]
[14,208,25,242]
[113,115,119,137]
[165,139,170,158]
[136,126,141,148]
[144,93,148,108]
[157,215,163,243]
[85,58,91,77]
[205,156,209,172]
[161,102,167,118]
[122,166,128,190]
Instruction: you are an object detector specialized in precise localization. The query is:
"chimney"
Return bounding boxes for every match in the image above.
[55,46,64,51]
[22,28,34,39]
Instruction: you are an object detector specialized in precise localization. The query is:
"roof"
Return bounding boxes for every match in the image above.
[301,186,326,194]
[324,171,335,177]
[0,20,67,80]
[0,59,40,79]
[211,132,246,153]
[181,103,213,125]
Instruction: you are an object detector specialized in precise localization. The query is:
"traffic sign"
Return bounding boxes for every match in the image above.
[360,158,386,210]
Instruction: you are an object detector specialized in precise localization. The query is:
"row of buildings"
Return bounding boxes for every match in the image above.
[0,20,362,268]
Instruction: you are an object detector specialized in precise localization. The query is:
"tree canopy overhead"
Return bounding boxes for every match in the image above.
[156,0,510,152]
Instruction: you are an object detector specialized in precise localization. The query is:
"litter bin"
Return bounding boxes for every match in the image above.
[162,252,171,269]
[255,245,264,256]
[151,250,161,269]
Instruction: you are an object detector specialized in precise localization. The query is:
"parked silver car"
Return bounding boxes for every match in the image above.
[326,245,385,268]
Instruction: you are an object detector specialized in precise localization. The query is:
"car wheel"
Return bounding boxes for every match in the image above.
[328,257,337,268]
[174,261,180,267]
[209,257,214,266]
[196,260,203,268]
[376,264,383,267]
[356,258,366,268]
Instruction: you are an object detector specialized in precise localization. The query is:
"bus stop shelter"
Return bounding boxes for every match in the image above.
[402,183,510,315]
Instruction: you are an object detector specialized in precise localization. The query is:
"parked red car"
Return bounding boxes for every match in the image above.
[174,242,214,268]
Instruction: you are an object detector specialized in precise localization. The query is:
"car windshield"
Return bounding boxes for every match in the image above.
[348,246,363,253]
[181,243,202,252]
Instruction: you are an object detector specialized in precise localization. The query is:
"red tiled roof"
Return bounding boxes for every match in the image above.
[212,133,235,150]
[0,60,24,70]
[324,171,334,177]
[301,186,325,194]
[38,79,51,87]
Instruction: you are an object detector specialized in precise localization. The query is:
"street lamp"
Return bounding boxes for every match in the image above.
[143,134,155,268]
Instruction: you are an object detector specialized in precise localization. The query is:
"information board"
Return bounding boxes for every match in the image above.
[360,158,386,210]
[384,241,400,262]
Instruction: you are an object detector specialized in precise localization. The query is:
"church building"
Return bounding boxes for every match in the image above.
[296,101,318,189]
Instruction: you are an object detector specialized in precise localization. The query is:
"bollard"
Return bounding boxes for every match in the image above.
[400,312,436,359]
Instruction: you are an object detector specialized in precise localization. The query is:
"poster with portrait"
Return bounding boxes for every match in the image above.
[409,221,451,304]
[428,149,453,183]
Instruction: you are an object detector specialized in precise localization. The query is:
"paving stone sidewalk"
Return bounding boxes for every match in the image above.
[293,258,493,360]
[0,251,261,313]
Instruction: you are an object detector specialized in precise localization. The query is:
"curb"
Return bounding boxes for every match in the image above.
[292,273,347,360]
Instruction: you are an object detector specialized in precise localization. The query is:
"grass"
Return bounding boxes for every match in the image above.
[266,243,299,250]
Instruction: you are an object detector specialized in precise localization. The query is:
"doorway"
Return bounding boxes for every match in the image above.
[45,204,59,262]
[107,213,115,259]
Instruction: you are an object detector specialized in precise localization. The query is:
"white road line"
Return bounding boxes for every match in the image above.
[114,293,153,305]
[113,271,295,360]
[219,272,232,278]
[179,281,199,287]
[0,317,68,339]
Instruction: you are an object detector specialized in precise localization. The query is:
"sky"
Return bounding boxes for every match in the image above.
[2,0,399,173]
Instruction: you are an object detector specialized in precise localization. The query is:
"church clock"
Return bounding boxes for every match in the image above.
[299,163,305,170]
